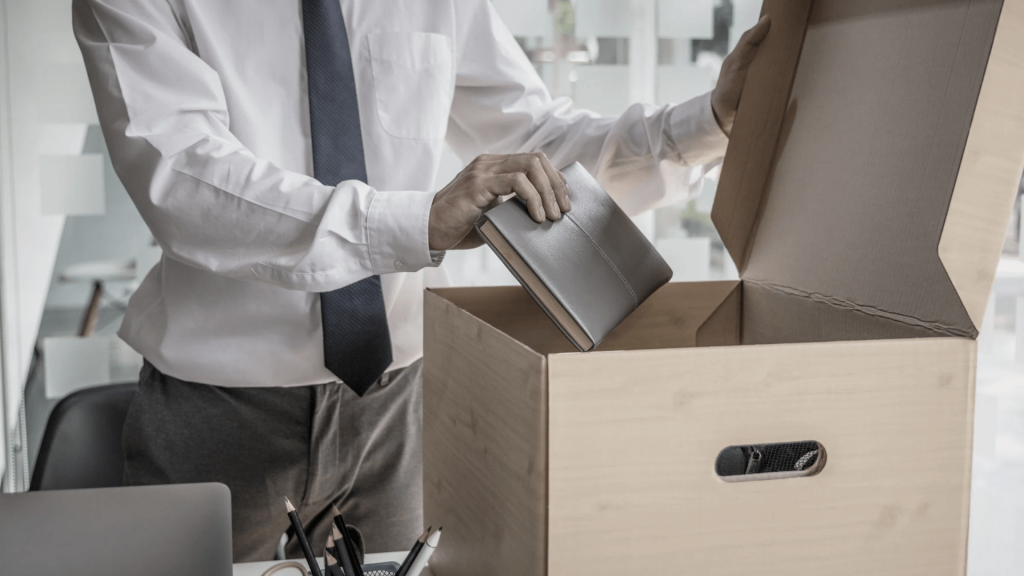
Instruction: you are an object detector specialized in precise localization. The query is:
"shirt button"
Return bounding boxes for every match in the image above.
[379,373,391,387]
[394,258,406,270]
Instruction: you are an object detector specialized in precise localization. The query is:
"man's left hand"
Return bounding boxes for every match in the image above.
[711,15,771,137]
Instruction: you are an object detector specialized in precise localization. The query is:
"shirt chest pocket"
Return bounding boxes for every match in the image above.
[367,31,454,140]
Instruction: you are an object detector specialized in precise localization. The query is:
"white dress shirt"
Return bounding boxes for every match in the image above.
[73,0,729,388]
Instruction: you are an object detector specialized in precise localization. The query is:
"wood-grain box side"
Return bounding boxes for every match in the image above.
[547,338,976,576]
[423,290,548,576]
[939,0,1024,329]
[957,339,979,576]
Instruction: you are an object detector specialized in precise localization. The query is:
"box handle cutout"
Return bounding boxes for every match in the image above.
[716,441,825,482]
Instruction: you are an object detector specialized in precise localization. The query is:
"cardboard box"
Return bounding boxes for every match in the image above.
[423,1,1024,574]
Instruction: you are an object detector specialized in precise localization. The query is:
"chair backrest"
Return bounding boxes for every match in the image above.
[30,382,137,491]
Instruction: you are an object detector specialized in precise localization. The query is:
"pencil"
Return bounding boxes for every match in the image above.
[330,505,364,576]
[407,527,442,576]
[332,524,358,576]
[284,497,324,576]
[394,528,431,576]
[324,547,343,576]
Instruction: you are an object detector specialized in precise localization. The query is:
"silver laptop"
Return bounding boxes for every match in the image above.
[0,483,232,576]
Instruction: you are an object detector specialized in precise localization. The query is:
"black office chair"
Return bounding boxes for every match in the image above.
[30,383,137,491]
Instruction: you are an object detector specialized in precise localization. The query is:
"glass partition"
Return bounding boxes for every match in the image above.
[440,0,762,288]
[0,0,153,492]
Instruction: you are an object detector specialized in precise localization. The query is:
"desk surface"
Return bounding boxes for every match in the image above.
[234,552,434,576]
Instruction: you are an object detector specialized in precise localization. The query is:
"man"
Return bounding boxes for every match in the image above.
[73,0,770,562]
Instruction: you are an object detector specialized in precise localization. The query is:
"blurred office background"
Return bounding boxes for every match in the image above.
[0,1,1021,573]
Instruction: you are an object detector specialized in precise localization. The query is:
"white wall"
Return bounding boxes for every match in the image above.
[0,0,10,483]
[45,127,154,310]
[1,0,91,475]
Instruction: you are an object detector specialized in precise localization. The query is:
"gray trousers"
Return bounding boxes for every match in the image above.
[122,360,423,562]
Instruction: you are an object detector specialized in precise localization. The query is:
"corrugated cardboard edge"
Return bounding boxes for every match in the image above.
[711,0,814,274]
[422,290,548,576]
[742,281,958,345]
[959,345,979,576]
[938,0,1024,331]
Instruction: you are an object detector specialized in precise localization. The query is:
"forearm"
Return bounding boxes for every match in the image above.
[135,136,435,291]
[447,0,728,216]
[450,91,727,216]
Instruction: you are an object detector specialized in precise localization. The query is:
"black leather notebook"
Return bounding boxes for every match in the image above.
[476,162,672,351]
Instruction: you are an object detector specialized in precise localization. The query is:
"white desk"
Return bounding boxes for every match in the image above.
[234,552,434,576]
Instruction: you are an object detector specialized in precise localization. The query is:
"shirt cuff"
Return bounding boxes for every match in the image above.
[366,190,436,274]
[667,91,730,167]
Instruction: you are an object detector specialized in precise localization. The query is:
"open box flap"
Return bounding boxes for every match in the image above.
[712,0,1024,339]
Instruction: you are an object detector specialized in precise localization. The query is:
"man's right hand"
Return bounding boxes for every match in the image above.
[428,153,572,251]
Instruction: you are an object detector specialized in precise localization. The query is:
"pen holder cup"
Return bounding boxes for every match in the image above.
[358,562,400,576]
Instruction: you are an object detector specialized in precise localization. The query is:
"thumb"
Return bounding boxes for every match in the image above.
[731,15,771,68]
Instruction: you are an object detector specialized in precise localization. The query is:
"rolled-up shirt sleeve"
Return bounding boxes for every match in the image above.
[447,0,729,216]
[73,0,434,294]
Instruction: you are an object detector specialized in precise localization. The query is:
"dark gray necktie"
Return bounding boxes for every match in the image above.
[304,0,391,396]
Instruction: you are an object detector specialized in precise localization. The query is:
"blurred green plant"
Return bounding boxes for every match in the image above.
[554,1,575,36]
[679,200,718,239]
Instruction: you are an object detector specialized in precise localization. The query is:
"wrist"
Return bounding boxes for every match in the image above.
[428,200,443,251]
[710,96,733,137]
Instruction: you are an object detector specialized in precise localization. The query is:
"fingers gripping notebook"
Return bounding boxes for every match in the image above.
[476,162,673,351]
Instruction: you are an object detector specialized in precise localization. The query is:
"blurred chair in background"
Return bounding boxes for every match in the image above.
[30,382,136,491]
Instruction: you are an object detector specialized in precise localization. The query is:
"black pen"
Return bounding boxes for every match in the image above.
[331,505,364,576]
[408,527,442,576]
[284,497,323,576]
[333,524,358,576]
[394,528,431,576]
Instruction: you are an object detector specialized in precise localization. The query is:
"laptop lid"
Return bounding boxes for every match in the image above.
[0,483,232,576]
